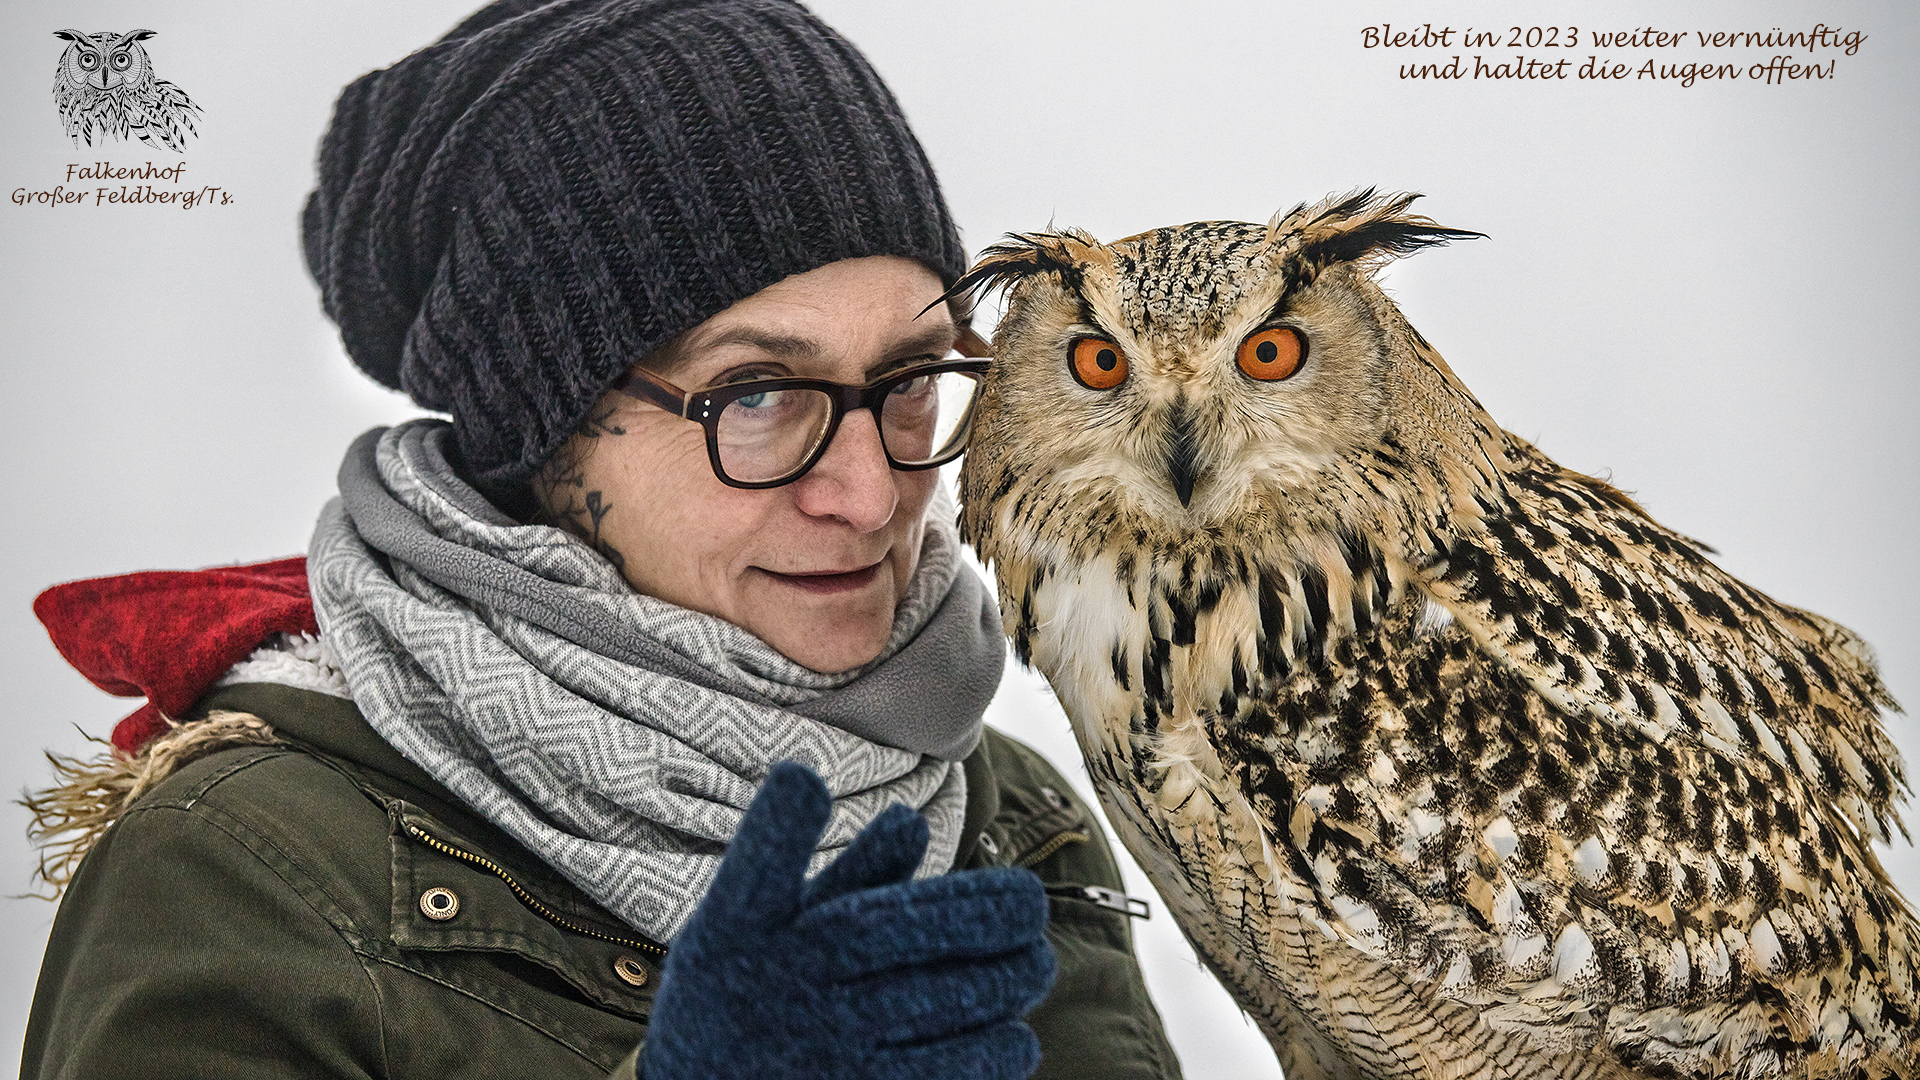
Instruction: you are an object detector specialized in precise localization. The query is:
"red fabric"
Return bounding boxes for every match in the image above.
[33,557,318,754]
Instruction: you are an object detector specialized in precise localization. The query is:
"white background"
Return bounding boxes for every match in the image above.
[1,2,1915,1076]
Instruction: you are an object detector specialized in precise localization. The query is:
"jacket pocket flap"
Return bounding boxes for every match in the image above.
[388,804,663,1018]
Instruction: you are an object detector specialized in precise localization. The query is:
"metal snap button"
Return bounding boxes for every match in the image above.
[419,887,460,921]
[613,955,649,987]
[1041,786,1067,810]
[978,833,999,859]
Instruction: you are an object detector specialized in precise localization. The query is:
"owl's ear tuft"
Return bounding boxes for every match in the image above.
[1270,189,1483,277]
[53,29,92,43]
[118,30,158,43]
[925,230,1097,317]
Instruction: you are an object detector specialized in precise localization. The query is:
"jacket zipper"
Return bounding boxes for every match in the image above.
[1016,828,1151,919]
[1045,884,1152,919]
[1016,828,1091,868]
[409,823,1131,951]
[405,824,668,959]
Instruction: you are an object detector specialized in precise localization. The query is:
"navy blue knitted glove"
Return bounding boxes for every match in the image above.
[638,762,1055,1080]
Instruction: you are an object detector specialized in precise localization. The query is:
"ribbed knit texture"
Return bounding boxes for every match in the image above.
[302,0,965,499]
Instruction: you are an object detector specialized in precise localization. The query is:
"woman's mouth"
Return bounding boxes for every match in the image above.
[763,561,884,595]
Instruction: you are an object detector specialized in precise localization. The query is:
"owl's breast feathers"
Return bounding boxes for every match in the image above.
[987,434,1916,1078]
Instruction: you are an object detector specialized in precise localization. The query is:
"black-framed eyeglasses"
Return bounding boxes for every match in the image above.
[611,358,992,489]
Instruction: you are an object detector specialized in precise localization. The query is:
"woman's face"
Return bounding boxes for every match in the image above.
[535,256,961,673]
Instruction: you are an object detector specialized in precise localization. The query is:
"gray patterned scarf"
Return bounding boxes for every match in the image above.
[308,421,1003,943]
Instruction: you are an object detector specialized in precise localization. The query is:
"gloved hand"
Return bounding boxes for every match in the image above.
[638,761,1055,1080]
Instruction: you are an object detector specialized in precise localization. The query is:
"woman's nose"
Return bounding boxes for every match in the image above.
[790,408,899,530]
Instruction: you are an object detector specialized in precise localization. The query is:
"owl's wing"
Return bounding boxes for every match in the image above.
[51,77,91,140]
[1432,447,1904,843]
[131,80,199,153]
[1225,446,1915,1071]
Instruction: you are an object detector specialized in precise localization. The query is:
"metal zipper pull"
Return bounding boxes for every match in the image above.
[1048,884,1151,919]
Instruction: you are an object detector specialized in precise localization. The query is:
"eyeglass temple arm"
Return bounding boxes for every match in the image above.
[613,367,696,417]
[955,325,993,358]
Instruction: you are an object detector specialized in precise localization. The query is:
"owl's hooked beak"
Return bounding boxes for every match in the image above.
[1165,399,1203,508]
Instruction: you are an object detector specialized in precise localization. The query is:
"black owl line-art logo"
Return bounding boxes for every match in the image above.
[52,29,202,153]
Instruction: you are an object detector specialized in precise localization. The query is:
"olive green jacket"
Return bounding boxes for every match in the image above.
[21,683,1182,1080]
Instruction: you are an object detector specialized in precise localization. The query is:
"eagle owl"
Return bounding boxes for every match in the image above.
[953,191,1916,1079]
[53,30,201,153]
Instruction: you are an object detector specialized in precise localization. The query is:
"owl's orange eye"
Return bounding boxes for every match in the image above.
[1069,337,1128,390]
[1236,327,1305,381]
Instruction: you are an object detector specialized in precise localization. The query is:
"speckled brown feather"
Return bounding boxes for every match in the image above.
[956,191,1917,1079]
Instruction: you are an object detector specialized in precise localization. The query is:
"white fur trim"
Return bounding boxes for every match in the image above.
[215,631,353,699]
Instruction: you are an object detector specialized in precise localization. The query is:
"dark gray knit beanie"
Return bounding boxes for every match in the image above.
[302,0,966,501]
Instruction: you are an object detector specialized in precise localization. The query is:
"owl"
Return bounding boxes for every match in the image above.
[952,191,1916,1079]
[53,30,201,153]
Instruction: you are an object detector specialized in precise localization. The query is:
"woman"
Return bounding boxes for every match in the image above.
[20,1,1181,1077]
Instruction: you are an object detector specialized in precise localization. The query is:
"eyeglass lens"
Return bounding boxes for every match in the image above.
[712,369,983,484]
